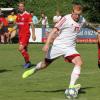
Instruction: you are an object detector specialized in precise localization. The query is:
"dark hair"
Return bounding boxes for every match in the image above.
[30,11,34,13]
[41,10,45,15]
[18,2,25,6]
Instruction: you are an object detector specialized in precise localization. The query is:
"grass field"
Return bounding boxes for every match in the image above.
[0,44,100,100]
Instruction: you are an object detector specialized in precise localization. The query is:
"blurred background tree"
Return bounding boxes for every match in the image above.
[0,0,99,23]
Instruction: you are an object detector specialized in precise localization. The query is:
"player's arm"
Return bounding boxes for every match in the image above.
[0,22,3,29]
[84,22,98,32]
[85,22,100,44]
[38,18,42,24]
[43,16,66,52]
[30,23,36,41]
[42,28,58,52]
[9,24,18,34]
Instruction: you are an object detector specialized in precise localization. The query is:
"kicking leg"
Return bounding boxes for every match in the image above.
[22,58,54,78]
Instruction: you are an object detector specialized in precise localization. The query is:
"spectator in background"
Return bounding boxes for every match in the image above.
[0,14,8,44]
[53,10,62,24]
[7,10,17,43]
[7,10,17,23]
[38,12,49,42]
[30,11,38,27]
[0,8,3,16]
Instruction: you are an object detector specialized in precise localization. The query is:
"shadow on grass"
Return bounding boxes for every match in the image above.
[26,89,65,93]
[12,64,36,68]
[30,64,36,67]
[0,69,12,73]
[26,86,95,94]
[79,86,95,94]
[12,64,22,67]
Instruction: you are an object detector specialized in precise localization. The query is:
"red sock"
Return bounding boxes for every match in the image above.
[21,49,30,63]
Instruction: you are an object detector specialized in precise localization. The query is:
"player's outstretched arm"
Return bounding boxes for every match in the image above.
[31,23,36,41]
[84,22,98,32]
[42,28,58,52]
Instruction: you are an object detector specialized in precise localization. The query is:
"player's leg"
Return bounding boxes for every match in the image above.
[69,56,82,88]
[18,36,31,68]
[18,44,31,68]
[65,56,82,99]
[22,45,63,78]
[64,48,82,98]
[22,58,54,78]
[97,34,100,68]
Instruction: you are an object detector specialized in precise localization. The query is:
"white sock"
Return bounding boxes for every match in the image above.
[69,65,81,88]
[35,62,42,70]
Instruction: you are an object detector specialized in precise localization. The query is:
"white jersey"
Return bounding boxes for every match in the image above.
[53,15,62,23]
[41,16,48,26]
[53,14,86,48]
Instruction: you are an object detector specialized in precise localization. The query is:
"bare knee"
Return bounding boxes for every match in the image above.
[40,58,54,69]
[41,61,48,69]
[18,45,24,52]
[76,60,83,66]
[72,56,83,66]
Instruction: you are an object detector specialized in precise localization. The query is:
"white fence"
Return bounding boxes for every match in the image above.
[29,28,99,43]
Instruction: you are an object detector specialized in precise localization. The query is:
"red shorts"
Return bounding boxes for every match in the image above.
[65,54,80,63]
[19,35,30,46]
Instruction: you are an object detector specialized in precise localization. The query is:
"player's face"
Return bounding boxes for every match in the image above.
[71,11,81,22]
[11,12,14,15]
[18,3,25,13]
[41,14,45,18]
[56,11,60,16]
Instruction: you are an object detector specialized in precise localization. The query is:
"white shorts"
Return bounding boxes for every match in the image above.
[46,45,80,61]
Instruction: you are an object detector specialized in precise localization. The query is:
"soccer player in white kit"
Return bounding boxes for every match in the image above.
[22,3,100,98]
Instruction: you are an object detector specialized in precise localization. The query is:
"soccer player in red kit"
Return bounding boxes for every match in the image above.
[97,34,100,68]
[16,2,36,68]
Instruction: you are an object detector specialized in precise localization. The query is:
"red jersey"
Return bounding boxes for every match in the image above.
[16,11,32,36]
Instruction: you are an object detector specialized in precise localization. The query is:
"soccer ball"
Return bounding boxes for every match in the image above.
[65,88,78,99]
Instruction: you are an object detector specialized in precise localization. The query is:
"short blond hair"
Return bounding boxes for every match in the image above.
[73,3,83,11]
[72,3,83,14]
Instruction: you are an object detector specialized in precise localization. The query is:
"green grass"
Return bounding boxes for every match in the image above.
[0,44,100,100]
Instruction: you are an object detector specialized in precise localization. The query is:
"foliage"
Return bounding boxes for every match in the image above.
[0,0,100,23]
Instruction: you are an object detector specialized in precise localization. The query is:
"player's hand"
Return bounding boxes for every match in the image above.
[42,44,49,53]
[32,34,36,41]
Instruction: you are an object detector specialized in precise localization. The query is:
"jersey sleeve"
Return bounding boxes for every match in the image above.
[16,15,19,23]
[54,17,66,30]
[28,14,33,24]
